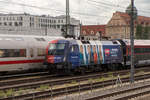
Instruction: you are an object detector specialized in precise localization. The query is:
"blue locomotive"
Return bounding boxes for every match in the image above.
[45,39,123,73]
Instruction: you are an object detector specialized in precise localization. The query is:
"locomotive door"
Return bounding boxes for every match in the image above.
[69,45,80,67]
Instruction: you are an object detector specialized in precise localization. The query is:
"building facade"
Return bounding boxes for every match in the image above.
[106,11,150,39]
[81,25,106,40]
[0,13,80,36]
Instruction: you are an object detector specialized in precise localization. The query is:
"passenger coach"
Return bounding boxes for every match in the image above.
[0,34,63,73]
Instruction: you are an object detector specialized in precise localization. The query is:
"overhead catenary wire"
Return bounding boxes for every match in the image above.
[87,0,150,14]
[0,0,149,25]
[0,0,109,18]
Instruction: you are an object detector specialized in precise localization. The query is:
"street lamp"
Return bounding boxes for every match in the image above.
[126,0,137,83]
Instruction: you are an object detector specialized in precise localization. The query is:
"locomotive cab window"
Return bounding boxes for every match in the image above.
[49,43,65,50]
[48,43,66,55]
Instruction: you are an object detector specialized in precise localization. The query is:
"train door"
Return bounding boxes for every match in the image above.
[69,45,80,67]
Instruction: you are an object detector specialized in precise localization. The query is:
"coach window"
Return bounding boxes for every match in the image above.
[38,48,45,56]
[0,49,26,58]
[0,50,4,57]
[30,48,34,57]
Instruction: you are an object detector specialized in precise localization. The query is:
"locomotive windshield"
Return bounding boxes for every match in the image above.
[48,43,65,55]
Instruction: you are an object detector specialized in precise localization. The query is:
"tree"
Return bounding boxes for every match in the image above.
[135,24,143,39]
[143,26,150,39]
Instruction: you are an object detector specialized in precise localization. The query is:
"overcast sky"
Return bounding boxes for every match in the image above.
[0,0,149,25]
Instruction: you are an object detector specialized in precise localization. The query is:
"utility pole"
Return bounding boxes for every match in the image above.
[130,0,135,83]
[126,0,137,83]
[66,0,70,37]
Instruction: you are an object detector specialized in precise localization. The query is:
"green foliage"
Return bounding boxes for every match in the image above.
[17,88,24,95]
[88,78,93,83]
[0,91,6,98]
[6,89,14,97]
[136,24,150,39]
[143,26,150,39]
[135,24,143,39]
[71,80,77,84]
[37,85,49,91]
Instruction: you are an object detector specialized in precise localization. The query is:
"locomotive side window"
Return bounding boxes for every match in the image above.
[71,45,78,52]
[0,49,26,58]
[38,48,45,56]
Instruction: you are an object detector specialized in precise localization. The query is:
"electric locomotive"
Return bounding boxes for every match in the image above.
[45,39,123,73]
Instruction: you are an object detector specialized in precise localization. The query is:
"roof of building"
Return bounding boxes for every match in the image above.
[81,25,106,36]
[115,11,150,25]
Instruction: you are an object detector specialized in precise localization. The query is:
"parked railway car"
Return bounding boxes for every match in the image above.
[0,34,63,73]
[45,39,123,73]
[116,39,150,67]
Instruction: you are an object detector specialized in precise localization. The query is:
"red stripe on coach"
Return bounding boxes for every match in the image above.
[0,59,44,65]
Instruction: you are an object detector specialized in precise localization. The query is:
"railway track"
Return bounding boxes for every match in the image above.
[0,67,149,91]
[85,80,150,100]
[0,67,150,100]
[0,71,49,80]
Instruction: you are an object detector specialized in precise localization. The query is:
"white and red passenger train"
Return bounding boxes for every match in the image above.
[0,34,63,73]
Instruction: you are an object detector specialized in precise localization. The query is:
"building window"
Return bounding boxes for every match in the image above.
[83,31,86,35]
[57,25,60,29]
[0,23,2,26]
[20,17,23,21]
[54,25,56,29]
[19,22,22,26]
[14,22,18,26]
[9,22,12,26]
[4,22,7,26]
[58,20,60,23]
[61,20,63,23]
[91,31,94,35]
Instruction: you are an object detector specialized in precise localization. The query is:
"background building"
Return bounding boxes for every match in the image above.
[81,25,106,40]
[0,13,80,36]
[106,11,150,39]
